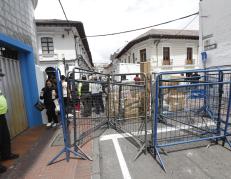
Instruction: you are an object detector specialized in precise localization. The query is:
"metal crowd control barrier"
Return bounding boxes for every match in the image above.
[48,68,91,165]
[64,68,149,158]
[68,67,109,148]
[150,68,231,171]
[110,73,148,157]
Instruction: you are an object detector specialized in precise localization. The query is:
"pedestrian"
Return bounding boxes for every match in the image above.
[134,74,141,84]
[0,90,19,174]
[61,75,68,116]
[91,76,101,115]
[80,75,92,117]
[98,77,105,113]
[192,72,201,84]
[40,79,58,127]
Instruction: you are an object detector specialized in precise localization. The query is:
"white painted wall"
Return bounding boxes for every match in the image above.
[118,38,199,73]
[35,65,47,124]
[113,63,140,81]
[37,26,92,75]
[199,0,231,68]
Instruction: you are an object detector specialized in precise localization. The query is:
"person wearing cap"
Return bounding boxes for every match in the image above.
[0,90,19,173]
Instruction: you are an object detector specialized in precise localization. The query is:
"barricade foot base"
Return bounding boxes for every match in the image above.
[134,144,146,161]
[74,146,93,161]
[154,147,166,172]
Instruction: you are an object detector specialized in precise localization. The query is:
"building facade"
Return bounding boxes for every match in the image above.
[36,19,94,76]
[199,0,231,68]
[0,0,41,137]
[94,63,108,73]
[116,29,199,73]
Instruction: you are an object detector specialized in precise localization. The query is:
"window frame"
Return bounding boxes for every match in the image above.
[163,47,170,65]
[41,37,54,55]
[140,49,146,62]
[186,47,193,64]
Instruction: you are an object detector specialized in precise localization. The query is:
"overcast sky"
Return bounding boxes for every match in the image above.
[35,0,199,64]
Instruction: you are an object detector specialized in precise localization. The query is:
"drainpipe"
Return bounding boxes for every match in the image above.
[154,40,160,69]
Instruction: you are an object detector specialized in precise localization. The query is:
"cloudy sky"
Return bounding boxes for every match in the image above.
[35,0,199,64]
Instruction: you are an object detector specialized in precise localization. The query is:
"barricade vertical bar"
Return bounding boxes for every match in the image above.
[153,75,159,152]
[152,74,166,171]
[72,69,78,152]
[107,74,111,127]
[48,68,70,165]
[223,80,231,147]
[144,74,148,154]
[217,70,224,140]
[48,68,91,166]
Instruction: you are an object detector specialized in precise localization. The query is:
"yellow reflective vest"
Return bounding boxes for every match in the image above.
[0,94,8,115]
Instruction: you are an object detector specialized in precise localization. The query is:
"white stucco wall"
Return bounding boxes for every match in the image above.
[37,26,92,75]
[119,38,199,73]
[35,65,47,124]
[199,0,231,68]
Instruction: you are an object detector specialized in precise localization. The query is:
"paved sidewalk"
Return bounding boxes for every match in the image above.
[0,126,95,179]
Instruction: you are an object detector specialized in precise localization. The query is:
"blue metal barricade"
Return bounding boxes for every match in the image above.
[48,68,91,165]
[150,68,231,171]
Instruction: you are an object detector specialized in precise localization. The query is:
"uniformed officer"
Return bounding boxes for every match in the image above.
[0,90,19,173]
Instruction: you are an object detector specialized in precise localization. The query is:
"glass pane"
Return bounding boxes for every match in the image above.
[47,38,53,42]
[48,42,53,47]
[41,38,48,42]
[41,42,48,47]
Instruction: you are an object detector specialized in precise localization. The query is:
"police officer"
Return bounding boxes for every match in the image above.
[0,90,19,173]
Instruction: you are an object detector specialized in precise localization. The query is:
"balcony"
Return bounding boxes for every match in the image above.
[162,59,173,66]
[161,59,173,70]
[39,53,59,62]
[185,59,195,65]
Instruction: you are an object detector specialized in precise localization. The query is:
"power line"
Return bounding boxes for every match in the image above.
[58,0,92,70]
[58,0,76,36]
[86,12,199,38]
[161,14,199,43]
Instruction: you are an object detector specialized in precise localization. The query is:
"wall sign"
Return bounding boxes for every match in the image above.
[204,43,217,51]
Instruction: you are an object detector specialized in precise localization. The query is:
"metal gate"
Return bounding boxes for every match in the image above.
[110,73,148,154]
[150,68,231,171]
[67,68,148,155]
[68,68,109,147]
[0,57,28,137]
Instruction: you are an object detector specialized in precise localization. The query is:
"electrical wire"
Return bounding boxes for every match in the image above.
[58,0,76,36]
[58,0,92,69]
[161,14,199,43]
[86,12,199,38]
[57,0,198,39]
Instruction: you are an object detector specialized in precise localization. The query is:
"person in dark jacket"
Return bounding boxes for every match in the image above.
[81,75,92,117]
[0,90,19,174]
[40,79,58,127]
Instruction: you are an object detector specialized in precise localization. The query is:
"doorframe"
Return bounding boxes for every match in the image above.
[0,32,42,127]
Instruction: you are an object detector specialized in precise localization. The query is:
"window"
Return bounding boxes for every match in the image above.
[132,53,135,63]
[128,56,131,63]
[186,47,193,64]
[163,47,170,65]
[140,49,146,62]
[41,37,54,54]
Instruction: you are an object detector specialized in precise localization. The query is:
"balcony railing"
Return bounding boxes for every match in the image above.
[185,59,195,65]
[39,53,58,61]
[162,59,173,66]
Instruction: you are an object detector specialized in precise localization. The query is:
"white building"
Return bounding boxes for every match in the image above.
[199,0,231,68]
[94,63,108,73]
[116,29,199,73]
[36,19,94,76]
